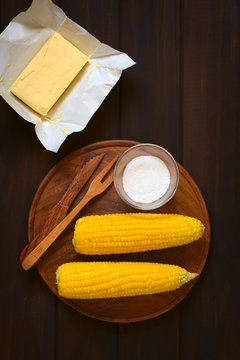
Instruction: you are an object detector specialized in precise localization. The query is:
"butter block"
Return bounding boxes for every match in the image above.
[10,32,88,116]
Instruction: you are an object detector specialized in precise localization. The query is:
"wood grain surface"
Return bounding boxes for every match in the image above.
[0,0,239,359]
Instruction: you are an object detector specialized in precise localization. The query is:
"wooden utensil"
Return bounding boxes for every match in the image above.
[19,154,104,265]
[22,155,119,271]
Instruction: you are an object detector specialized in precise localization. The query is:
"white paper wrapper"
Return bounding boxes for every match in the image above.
[0,0,135,152]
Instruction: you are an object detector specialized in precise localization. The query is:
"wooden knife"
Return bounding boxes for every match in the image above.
[19,153,104,265]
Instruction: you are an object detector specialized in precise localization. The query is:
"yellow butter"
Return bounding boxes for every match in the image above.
[10,32,88,116]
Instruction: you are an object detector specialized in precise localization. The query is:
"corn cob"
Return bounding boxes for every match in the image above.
[56,261,197,299]
[73,213,204,255]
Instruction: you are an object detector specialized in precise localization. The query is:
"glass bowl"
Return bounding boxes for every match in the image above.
[113,143,179,210]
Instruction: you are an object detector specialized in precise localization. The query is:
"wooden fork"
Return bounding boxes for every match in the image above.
[22,155,119,271]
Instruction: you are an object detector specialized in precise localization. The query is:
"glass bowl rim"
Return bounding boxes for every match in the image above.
[113,143,179,210]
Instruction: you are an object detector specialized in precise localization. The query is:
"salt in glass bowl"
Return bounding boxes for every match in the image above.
[113,143,179,210]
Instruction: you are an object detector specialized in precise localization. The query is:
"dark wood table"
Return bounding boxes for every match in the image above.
[0,1,239,359]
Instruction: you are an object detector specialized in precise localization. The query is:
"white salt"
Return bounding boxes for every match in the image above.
[122,155,170,203]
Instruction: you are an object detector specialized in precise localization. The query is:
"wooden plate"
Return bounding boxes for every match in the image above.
[28,140,210,323]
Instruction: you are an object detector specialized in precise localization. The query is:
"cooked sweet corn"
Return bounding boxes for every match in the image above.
[56,262,197,299]
[73,213,204,255]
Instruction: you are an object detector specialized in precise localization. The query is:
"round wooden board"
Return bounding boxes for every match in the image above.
[28,140,210,323]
